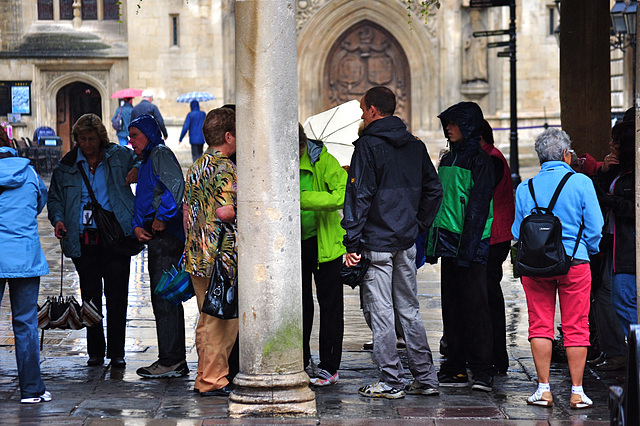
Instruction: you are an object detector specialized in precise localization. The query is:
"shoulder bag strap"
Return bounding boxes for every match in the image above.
[77,163,100,206]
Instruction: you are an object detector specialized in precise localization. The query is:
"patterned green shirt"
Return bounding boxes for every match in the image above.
[183,147,237,278]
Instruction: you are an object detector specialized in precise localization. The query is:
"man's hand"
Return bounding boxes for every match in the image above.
[345,252,361,267]
[151,218,166,234]
[134,226,153,243]
[126,167,139,185]
[54,221,67,239]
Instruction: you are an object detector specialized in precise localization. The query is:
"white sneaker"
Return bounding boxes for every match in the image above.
[526,389,553,406]
[21,390,52,404]
[309,369,339,386]
[358,380,405,399]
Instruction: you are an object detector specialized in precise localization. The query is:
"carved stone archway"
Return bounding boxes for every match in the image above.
[324,20,411,129]
[297,0,438,136]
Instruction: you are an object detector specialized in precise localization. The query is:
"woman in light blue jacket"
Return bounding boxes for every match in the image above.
[512,128,603,410]
[0,138,50,404]
[48,114,137,369]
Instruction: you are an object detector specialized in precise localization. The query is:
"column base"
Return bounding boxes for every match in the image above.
[228,371,317,418]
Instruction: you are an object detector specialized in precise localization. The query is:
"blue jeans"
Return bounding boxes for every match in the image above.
[0,277,46,399]
[611,273,637,337]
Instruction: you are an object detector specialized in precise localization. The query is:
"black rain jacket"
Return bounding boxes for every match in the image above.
[428,102,495,266]
[341,115,442,253]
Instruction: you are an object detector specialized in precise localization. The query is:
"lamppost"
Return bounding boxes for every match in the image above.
[611,0,637,99]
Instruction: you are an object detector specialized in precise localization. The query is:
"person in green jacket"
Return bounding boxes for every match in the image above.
[299,124,348,387]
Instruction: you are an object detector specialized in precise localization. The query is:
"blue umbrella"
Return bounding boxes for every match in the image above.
[176,91,216,103]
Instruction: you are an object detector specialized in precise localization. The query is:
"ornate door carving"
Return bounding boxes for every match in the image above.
[324,20,411,130]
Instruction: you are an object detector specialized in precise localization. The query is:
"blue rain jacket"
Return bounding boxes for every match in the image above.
[0,147,49,278]
[130,114,185,241]
[48,143,137,258]
[178,100,206,145]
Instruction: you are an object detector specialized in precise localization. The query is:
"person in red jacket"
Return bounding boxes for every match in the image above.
[479,120,515,374]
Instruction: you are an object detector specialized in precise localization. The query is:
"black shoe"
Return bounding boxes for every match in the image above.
[200,384,234,397]
[437,371,468,387]
[87,356,104,366]
[110,357,126,368]
[471,374,493,392]
[586,352,605,367]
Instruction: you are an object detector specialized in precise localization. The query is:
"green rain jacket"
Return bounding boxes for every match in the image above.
[300,139,348,263]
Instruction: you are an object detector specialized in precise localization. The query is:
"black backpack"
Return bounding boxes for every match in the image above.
[513,172,584,278]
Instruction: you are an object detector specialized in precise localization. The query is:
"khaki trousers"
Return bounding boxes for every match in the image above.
[191,275,239,392]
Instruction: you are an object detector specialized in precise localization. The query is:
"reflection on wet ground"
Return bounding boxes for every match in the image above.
[0,167,614,423]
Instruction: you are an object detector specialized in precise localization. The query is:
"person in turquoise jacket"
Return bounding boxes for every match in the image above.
[299,124,347,387]
[0,140,50,404]
[48,114,137,369]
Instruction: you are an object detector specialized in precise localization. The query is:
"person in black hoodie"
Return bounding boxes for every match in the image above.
[426,101,495,391]
[342,86,443,399]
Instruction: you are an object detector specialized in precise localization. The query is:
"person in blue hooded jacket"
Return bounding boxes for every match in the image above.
[178,100,206,163]
[129,114,189,379]
[0,133,51,404]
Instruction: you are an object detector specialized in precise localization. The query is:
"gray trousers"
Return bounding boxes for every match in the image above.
[360,247,439,389]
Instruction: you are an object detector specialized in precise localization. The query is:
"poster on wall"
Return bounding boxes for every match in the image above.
[11,86,30,114]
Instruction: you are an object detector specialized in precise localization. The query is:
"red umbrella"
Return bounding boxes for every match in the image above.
[110,88,143,99]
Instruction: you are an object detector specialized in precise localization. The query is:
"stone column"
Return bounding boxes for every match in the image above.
[228,0,316,418]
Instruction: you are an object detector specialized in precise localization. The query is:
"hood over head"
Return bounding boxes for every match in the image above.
[306,138,324,164]
[190,100,200,111]
[0,147,31,188]
[437,101,485,142]
[129,114,164,158]
[361,116,412,148]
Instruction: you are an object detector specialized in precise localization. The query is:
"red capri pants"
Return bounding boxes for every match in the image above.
[521,263,591,347]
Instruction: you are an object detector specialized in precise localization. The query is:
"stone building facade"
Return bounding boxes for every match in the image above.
[0,0,571,163]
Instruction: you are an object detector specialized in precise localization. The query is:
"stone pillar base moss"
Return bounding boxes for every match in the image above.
[228,372,316,417]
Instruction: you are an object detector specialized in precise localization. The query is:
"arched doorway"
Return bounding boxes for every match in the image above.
[56,82,102,152]
[324,20,411,130]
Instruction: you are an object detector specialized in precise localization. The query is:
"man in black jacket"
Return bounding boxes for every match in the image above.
[342,86,443,399]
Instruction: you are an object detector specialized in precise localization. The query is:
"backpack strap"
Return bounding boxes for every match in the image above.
[570,220,585,261]
[528,171,573,214]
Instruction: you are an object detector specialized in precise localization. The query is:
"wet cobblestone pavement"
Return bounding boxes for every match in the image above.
[0,159,616,424]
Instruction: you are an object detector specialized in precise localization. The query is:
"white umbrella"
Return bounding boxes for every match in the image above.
[303,100,363,166]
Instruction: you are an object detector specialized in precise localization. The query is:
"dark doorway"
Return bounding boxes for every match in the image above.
[324,20,411,130]
[56,82,102,152]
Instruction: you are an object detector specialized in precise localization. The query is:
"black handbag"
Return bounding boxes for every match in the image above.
[201,223,238,319]
[78,164,143,256]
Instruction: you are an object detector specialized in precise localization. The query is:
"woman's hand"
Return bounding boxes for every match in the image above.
[54,221,67,239]
[601,153,619,173]
[134,226,153,243]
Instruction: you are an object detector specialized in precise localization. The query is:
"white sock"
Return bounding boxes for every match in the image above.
[572,385,584,394]
[537,382,550,393]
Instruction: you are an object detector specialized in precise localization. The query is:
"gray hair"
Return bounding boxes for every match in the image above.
[534,128,571,164]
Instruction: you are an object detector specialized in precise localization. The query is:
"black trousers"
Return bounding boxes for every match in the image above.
[440,257,494,376]
[147,231,187,366]
[301,237,344,375]
[486,241,511,373]
[73,240,131,359]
